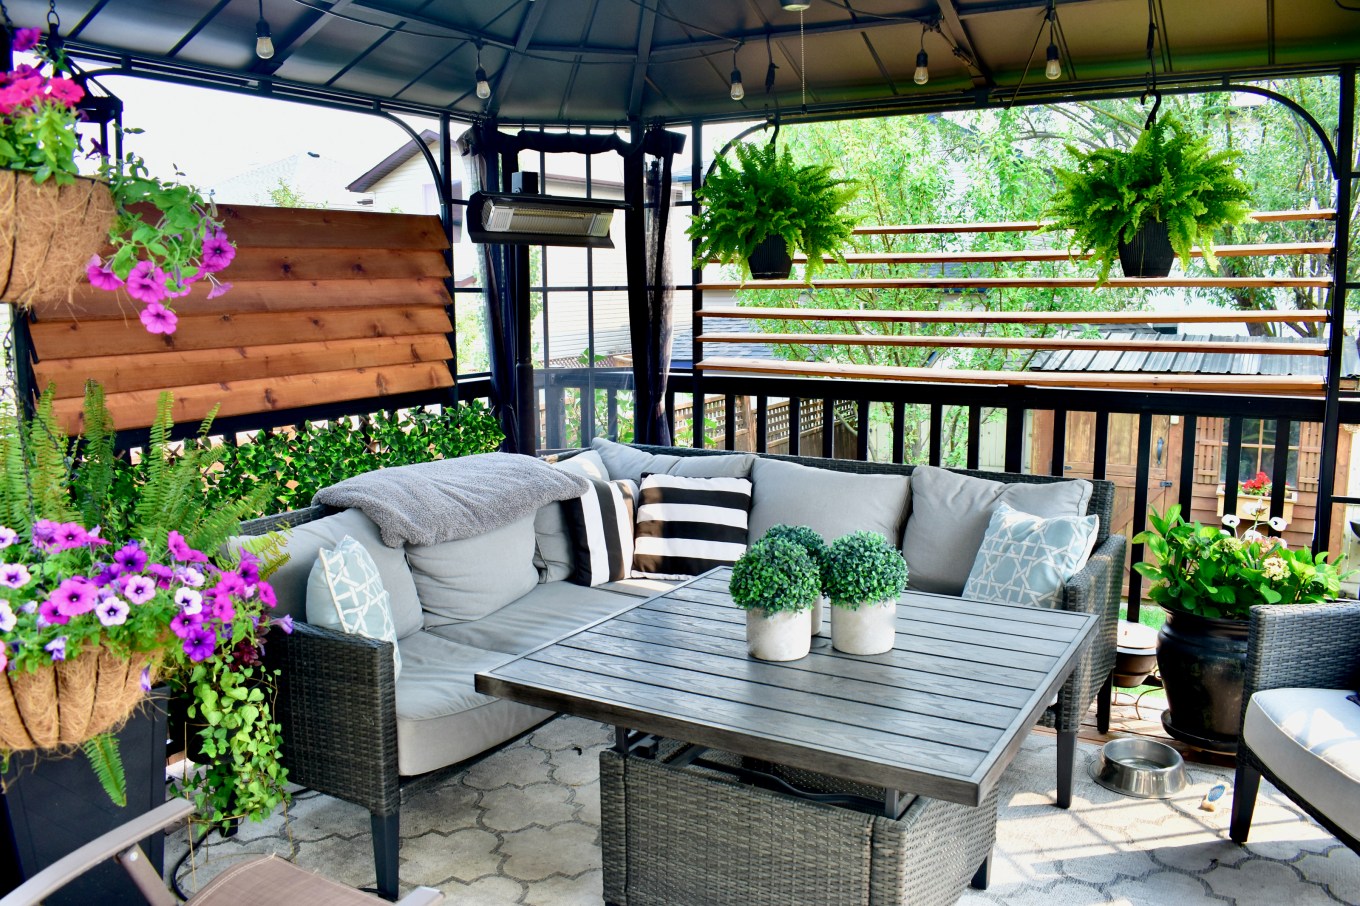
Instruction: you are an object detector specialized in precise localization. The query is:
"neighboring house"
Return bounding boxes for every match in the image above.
[211,151,368,210]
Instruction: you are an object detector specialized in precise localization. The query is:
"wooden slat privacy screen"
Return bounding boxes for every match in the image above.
[26,205,455,433]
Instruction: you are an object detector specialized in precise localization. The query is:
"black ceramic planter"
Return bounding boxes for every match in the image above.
[1117,219,1175,278]
[747,235,793,280]
[1156,609,1248,754]
[0,687,168,904]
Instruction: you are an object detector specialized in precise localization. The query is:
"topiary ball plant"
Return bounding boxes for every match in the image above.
[688,140,858,281]
[729,537,821,615]
[761,524,827,571]
[822,531,909,608]
[1044,115,1252,283]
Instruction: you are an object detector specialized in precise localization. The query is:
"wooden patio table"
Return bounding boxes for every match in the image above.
[475,568,1098,904]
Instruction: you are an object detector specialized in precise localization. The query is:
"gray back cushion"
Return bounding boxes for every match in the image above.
[590,437,754,483]
[242,508,423,638]
[747,457,912,544]
[902,465,1094,595]
[534,450,608,583]
[411,513,540,625]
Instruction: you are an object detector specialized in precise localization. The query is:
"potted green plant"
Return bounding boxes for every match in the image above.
[1,26,234,330]
[760,524,828,637]
[729,537,820,661]
[1045,116,1252,281]
[687,140,857,281]
[822,531,908,656]
[1133,504,1350,752]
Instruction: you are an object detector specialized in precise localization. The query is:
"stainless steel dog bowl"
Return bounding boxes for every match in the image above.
[1088,738,1187,799]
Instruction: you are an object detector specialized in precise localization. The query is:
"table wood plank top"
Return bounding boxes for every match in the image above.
[475,568,1098,806]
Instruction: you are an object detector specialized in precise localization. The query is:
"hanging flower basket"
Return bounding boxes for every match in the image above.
[0,170,116,309]
[0,648,153,752]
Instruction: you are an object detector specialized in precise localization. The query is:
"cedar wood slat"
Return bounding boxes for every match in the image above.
[50,362,453,433]
[33,335,454,399]
[850,209,1335,234]
[793,241,1332,264]
[696,276,1331,290]
[30,306,453,359]
[698,333,1327,357]
[695,308,1331,325]
[217,205,448,249]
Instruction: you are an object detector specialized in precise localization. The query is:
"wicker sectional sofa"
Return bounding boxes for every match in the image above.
[242,440,1123,900]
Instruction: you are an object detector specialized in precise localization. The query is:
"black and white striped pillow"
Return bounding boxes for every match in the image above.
[564,478,638,587]
[632,474,753,579]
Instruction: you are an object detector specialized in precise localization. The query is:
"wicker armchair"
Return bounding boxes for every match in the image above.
[622,445,1125,809]
[1230,601,1360,853]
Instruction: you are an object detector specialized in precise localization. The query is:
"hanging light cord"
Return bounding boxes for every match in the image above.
[799,9,806,111]
[1142,0,1162,129]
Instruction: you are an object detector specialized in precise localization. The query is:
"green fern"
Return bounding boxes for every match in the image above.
[1044,116,1253,282]
[82,733,127,807]
[73,381,117,529]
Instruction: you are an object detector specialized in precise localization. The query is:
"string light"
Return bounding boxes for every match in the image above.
[913,26,928,85]
[730,45,745,101]
[1044,2,1061,79]
[475,42,491,99]
[779,0,811,9]
[255,0,274,59]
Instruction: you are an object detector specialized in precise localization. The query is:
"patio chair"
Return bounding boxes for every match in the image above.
[1229,601,1360,854]
[0,799,444,906]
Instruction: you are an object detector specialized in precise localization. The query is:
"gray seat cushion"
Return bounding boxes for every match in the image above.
[241,508,423,638]
[746,457,911,545]
[411,514,540,625]
[426,581,639,655]
[393,631,550,776]
[902,466,1093,596]
[591,438,754,483]
[1244,687,1360,840]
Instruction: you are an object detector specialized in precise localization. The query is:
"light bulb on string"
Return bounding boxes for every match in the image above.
[475,43,491,100]
[779,0,811,10]
[729,45,744,101]
[913,26,928,86]
[255,0,274,59]
[1045,42,1061,80]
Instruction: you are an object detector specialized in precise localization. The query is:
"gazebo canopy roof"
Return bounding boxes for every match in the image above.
[11,0,1360,126]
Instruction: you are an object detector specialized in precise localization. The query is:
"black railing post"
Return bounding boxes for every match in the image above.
[755,396,768,453]
[691,117,705,450]
[1004,405,1024,473]
[1178,415,1198,515]
[1224,416,1244,516]
[966,405,981,470]
[788,398,801,456]
[822,398,835,458]
[724,395,736,451]
[1270,418,1291,534]
[1092,412,1109,480]
[1050,408,1067,476]
[857,399,871,462]
[1128,412,1154,623]
[929,403,943,467]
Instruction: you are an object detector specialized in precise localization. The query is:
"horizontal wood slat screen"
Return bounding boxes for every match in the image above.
[27,204,456,432]
[697,308,1331,325]
[697,333,1328,356]
[791,242,1332,265]
[697,276,1332,291]
[850,209,1336,235]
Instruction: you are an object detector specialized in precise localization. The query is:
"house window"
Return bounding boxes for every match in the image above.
[1220,418,1300,487]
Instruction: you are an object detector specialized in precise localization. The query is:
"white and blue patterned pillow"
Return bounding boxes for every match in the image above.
[307,535,402,678]
[962,504,1099,610]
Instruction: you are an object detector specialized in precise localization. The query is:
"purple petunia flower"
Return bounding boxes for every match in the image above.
[138,302,178,335]
[37,599,65,626]
[45,637,67,662]
[12,28,41,52]
[175,587,203,614]
[0,564,30,589]
[86,255,124,291]
[206,279,233,300]
[257,581,277,609]
[113,542,147,574]
[30,519,58,552]
[95,596,130,626]
[200,230,236,273]
[121,574,157,605]
[147,563,175,589]
[182,627,216,662]
[213,572,246,598]
[0,603,15,633]
[0,526,16,548]
[50,522,90,552]
[182,566,205,588]
[93,564,121,586]
[140,665,152,691]
[167,531,208,564]
[170,610,203,639]
[0,649,8,672]
[238,553,261,584]
[50,577,98,617]
[277,614,294,635]
[126,261,169,304]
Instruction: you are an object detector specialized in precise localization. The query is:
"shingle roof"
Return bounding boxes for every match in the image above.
[1028,329,1359,379]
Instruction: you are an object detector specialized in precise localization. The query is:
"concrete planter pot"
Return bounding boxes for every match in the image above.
[811,596,827,637]
[746,608,812,661]
[831,599,897,655]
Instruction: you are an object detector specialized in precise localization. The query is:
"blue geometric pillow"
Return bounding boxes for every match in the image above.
[962,503,1098,609]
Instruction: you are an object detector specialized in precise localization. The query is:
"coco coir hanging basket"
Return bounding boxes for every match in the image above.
[0,648,154,751]
[0,169,116,309]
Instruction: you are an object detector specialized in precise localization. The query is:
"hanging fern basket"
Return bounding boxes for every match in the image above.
[0,169,116,309]
[747,235,794,280]
[0,648,154,752]
[1116,218,1176,278]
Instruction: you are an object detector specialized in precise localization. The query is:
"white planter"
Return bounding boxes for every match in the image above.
[746,608,812,661]
[831,599,897,655]
[811,596,827,637]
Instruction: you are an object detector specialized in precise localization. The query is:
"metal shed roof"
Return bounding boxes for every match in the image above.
[1029,329,1360,379]
[10,0,1360,126]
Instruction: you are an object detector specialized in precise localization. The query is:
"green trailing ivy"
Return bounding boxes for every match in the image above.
[821,531,908,608]
[688,140,858,281]
[1044,116,1253,282]
[730,537,821,615]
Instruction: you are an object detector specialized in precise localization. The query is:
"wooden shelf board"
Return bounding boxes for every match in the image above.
[696,307,1331,325]
[789,242,1332,265]
[696,276,1331,291]
[697,333,1328,356]
[849,210,1336,235]
[696,356,1326,396]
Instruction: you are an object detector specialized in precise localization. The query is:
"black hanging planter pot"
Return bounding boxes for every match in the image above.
[1117,219,1176,278]
[747,235,793,280]
[1156,608,1248,754]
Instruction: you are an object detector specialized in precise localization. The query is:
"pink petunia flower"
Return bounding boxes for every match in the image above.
[138,302,178,335]
[37,598,68,626]
[205,279,233,300]
[121,574,157,605]
[95,596,130,626]
[126,261,169,304]
[0,526,17,548]
[168,531,208,564]
[0,564,31,589]
[86,256,124,291]
[45,77,84,106]
[12,28,41,52]
[50,577,98,617]
[257,581,277,609]
[200,231,236,273]
[209,597,235,624]
[0,650,8,672]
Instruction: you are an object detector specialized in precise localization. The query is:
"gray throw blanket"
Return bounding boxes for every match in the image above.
[313,453,589,547]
